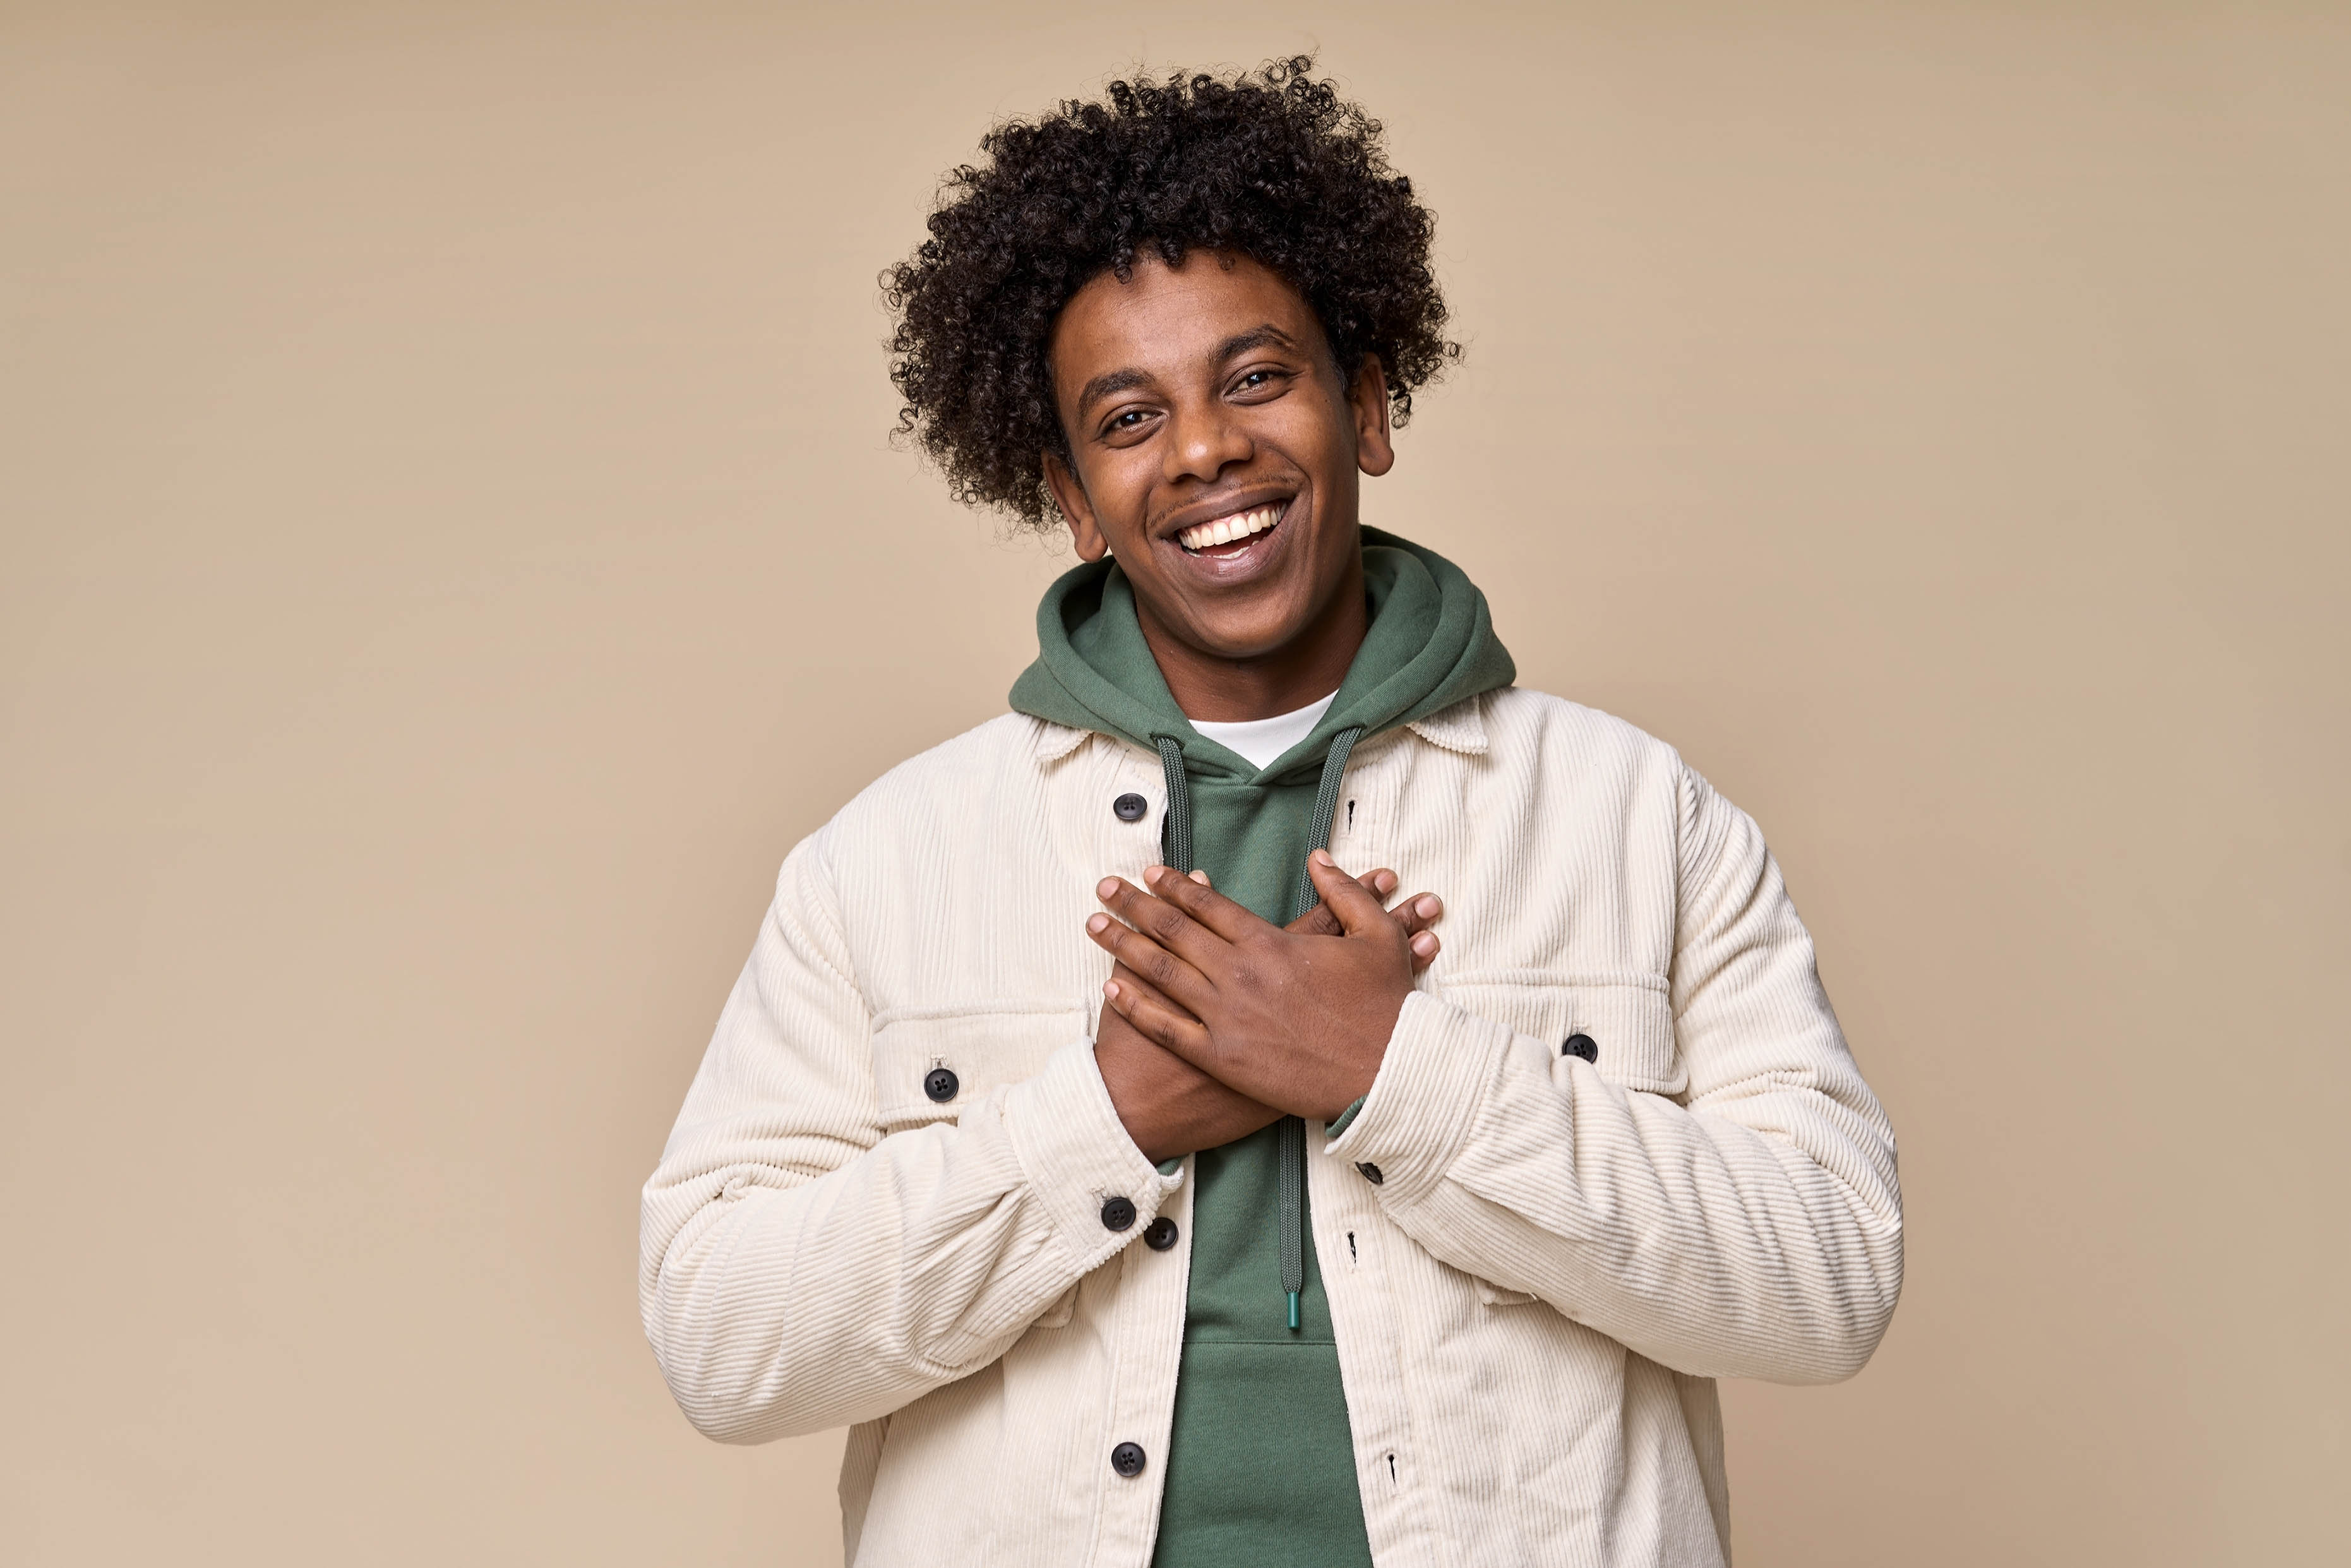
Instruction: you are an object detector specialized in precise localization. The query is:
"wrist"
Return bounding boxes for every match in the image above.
[1315,989,1405,1118]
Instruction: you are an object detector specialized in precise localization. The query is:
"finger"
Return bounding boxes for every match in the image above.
[1098,875,1233,971]
[1138,863,1276,944]
[1303,850,1399,940]
[1087,907,1216,1011]
[1103,976,1214,1062]
[1388,889,1445,974]
[1387,890,1444,940]
[1105,960,1193,1022]
[1286,865,1397,937]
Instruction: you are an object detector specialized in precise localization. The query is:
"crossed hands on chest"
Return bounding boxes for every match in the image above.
[1088,851,1444,1163]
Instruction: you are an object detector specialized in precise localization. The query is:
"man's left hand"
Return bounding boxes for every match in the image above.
[1084,851,1418,1122]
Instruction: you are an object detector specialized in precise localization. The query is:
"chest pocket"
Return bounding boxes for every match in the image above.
[1438,974,1685,1099]
[870,1004,1088,1134]
[1431,974,1682,1310]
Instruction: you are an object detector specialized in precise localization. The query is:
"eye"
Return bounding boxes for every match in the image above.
[1098,405,1158,441]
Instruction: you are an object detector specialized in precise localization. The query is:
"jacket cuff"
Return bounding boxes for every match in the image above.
[1322,991,1511,1207]
[1003,1038,1183,1266]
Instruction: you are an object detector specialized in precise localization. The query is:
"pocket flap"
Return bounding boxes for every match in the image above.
[1439,974,1683,1096]
[870,1005,1087,1129]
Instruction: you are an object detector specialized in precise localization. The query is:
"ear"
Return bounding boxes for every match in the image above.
[1043,450,1110,561]
[1349,356,1395,478]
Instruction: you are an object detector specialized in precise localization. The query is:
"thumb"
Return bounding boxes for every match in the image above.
[1305,850,1391,938]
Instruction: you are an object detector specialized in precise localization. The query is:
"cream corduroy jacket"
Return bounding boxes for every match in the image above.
[640,688,1903,1568]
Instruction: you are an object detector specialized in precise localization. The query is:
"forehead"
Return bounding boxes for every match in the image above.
[1049,251,1325,386]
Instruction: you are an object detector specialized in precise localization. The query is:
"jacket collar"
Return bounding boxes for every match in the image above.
[1031,717,1094,763]
[1404,695,1490,755]
[1030,692,1488,764]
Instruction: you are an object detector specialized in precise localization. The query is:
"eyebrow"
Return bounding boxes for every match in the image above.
[1214,323,1301,361]
[1074,367,1152,420]
[1072,323,1305,420]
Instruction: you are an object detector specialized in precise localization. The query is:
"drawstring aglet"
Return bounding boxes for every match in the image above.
[1287,1291,1301,1331]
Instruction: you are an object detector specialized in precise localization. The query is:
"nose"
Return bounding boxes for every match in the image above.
[1161,393,1253,485]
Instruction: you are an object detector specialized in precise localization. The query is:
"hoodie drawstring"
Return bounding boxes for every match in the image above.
[1151,724,1365,1331]
[1153,736,1193,873]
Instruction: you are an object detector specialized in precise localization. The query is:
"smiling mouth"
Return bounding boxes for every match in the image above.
[1175,501,1289,556]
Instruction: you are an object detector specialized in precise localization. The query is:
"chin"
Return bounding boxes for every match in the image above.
[1187,606,1316,660]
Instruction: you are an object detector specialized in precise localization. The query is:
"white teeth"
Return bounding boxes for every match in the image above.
[1180,503,1284,552]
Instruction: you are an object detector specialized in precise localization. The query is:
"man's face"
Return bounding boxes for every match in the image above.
[1043,251,1394,668]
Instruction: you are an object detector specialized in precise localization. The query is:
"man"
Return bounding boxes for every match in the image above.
[641,58,1901,1568]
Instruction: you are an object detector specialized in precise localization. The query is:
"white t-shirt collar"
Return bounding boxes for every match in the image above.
[1187,691,1340,772]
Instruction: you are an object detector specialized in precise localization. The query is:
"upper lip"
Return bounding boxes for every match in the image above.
[1152,486,1298,544]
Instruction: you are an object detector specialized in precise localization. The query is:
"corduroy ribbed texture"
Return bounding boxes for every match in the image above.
[640,688,1903,1568]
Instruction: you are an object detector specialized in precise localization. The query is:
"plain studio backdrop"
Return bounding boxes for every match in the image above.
[4,3,2345,1564]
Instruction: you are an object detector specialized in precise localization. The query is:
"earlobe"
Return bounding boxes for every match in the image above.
[1043,452,1111,561]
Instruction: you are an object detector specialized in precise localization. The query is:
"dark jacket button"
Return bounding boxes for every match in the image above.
[1110,1441,1147,1477]
[1100,1195,1137,1231]
[1356,1162,1385,1185]
[1113,793,1149,822]
[922,1067,960,1103]
[1142,1216,1180,1251]
[1563,1034,1599,1063]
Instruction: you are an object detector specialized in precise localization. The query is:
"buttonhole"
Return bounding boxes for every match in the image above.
[1346,799,1356,830]
[1386,1453,1397,1484]
[1346,1231,1356,1262]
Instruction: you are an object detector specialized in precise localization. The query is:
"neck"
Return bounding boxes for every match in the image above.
[1135,556,1367,722]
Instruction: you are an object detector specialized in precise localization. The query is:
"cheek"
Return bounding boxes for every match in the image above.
[1266,402,1353,486]
[1082,452,1159,533]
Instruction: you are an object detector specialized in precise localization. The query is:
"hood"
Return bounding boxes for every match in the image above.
[1008,527,1516,782]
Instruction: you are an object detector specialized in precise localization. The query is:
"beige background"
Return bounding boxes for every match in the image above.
[4,3,2345,1564]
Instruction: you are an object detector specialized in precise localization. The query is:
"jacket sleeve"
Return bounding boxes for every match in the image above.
[1324,766,1903,1384]
[638,831,1179,1442]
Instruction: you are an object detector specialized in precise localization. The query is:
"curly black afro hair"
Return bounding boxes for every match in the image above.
[882,56,1457,529]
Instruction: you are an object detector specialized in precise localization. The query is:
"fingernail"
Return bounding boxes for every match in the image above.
[1087,914,1110,934]
[1190,869,1210,885]
[1103,979,1120,999]
[1098,877,1120,899]
[1311,849,1334,867]
[1142,865,1164,886]
[1413,933,1437,955]
[1417,895,1440,917]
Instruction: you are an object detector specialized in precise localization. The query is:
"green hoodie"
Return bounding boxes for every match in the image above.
[1010,528,1515,1568]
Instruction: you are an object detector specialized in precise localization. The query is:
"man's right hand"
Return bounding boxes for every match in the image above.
[1096,867,1444,1164]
